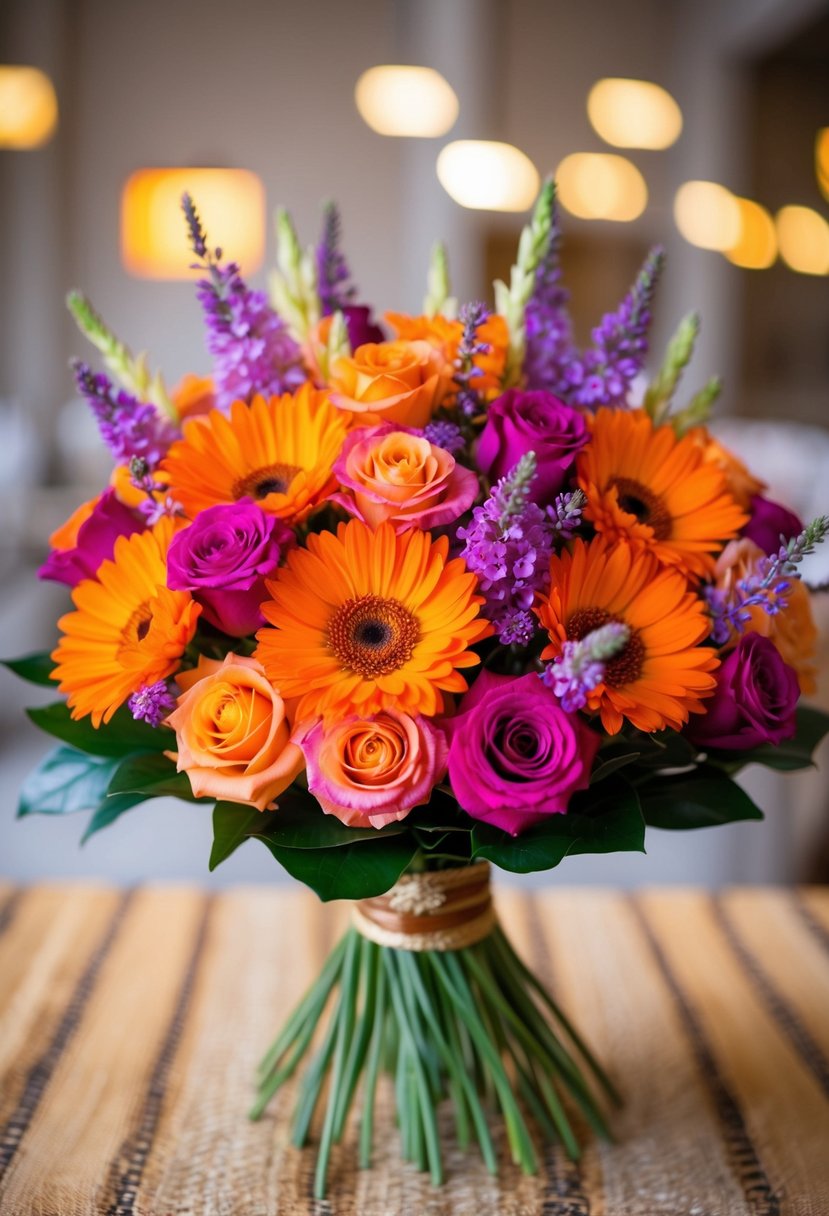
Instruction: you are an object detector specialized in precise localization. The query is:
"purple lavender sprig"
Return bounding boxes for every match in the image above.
[421,419,465,455]
[706,515,829,643]
[73,361,177,469]
[128,457,184,526]
[458,452,554,646]
[540,621,631,712]
[567,247,664,408]
[523,202,573,392]
[182,192,305,412]
[549,488,586,539]
[316,201,356,316]
[128,680,176,728]
[454,301,491,420]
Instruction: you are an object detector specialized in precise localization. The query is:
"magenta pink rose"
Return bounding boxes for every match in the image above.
[742,495,803,556]
[444,670,600,835]
[687,632,799,750]
[167,500,293,636]
[476,389,588,503]
[332,423,478,532]
[295,710,447,829]
[39,489,142,587]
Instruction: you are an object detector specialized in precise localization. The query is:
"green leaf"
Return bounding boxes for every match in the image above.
[590,749,641,784]
[705,705,829,773]
[471,781,645,874]
[18,745,117,817]
[208,791,412,873]
[639,766,763,829]
[81,793,147,843]
[254,834,419,901]
[27,701,171,757]
[107,751,201,801]
[210,802,276,870]
[2,651,56,686]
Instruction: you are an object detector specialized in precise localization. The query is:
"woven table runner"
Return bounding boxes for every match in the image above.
[0,883,827,1215]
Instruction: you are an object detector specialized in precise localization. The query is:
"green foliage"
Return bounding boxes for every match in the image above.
[18,745,118,817]
[27,701,170,757]
[471,780,645,873]
[257,835,419,902]
[2,651,56,686]
[704,704,829,774]
[107,752,199,800]
[638,765,763,829]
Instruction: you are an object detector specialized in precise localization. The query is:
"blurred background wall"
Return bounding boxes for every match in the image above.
[1,0,828,887]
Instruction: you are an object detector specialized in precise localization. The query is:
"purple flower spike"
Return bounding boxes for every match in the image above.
[541,621,631,712]
[72,361,178,469]
[182,193,306,412]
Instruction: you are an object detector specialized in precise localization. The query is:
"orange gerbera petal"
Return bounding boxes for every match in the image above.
[50,518,200,727]
[536,536,719,735]
[577,409,748,579]
[161,382,349,523]
[255,519,492,721]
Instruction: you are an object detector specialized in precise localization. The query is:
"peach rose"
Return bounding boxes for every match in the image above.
[329,339,452,428]
[166,653,304,810]
[331,424,478,532]
[295,710,447,829]
[714,539,818,694]
[386,312,509,402]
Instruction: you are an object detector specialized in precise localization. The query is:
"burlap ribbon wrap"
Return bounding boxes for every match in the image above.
[351,861,496,951]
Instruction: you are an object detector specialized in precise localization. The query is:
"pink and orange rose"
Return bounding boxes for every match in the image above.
[332,424,478,532]
[166,653,303,810]
[295,710,447,829]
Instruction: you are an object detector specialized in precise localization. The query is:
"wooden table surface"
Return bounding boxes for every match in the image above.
[0,883,827,1216]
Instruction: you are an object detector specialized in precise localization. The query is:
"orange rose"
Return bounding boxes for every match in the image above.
[329,339,452,428]
[166,653,304,810]
[171,373,216,420]
[386,312,509,401]
[715,539,818,693]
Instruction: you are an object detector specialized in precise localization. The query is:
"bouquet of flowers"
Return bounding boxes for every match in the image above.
[7,180,828,1197]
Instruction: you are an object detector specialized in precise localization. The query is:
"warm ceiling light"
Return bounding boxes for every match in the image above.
[674,181,740,251]
[0,65,58,149]
[555,153,647,222]
[724,197,777,270]
[436,140,540,211]
[817,129,829,201]
[121,168,265,280]
[776,205,829,276]
[355,65,458,137]
[587,78,682,150]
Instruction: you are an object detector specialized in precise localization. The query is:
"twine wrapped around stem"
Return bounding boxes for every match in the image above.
[352,861,496,951]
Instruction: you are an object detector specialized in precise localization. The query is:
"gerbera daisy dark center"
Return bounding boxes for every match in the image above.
[123,603,153,644]
[327,594,421,679]
[566,607,645,688]
[233,463,302,501]
[611,476,672,540]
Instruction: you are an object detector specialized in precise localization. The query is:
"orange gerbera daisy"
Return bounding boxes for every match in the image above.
[577,408,748,579]
[255,519,492,721]
[537,536,719,734]
[51,518,201,727]
[161,382,349,522]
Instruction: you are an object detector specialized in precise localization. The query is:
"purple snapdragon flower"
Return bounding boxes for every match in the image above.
[182,193,305,412]
[458,453,554,646]
[454,301,491,420]
[73,361,177,469]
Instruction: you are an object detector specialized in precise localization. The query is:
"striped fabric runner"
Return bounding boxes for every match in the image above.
[0,883,827,1215]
